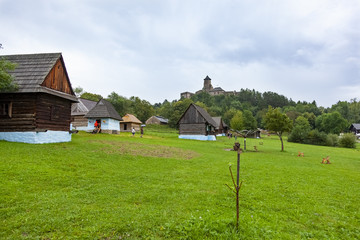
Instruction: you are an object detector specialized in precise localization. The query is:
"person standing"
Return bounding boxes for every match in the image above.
[131,127,135,137]
[140,126,144,138]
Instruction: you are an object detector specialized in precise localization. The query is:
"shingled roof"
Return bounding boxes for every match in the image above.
[154,116,168,124]
[193,104,217,127]
[212,117,222,128]
[85,99,123,121]
[350,123,360,130]
[177,103,217,127]
[71,98,97,116]
[1,53,77,101]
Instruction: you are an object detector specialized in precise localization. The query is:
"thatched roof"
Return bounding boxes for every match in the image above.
[1,53,77,101]
[121,114,142,124]
[85,99,123,121]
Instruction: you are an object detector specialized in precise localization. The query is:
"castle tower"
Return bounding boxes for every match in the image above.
[203,75,213,92]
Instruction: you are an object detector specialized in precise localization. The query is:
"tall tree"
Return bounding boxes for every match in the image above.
[106,91,131,116]
[156,100,173,119]
[80,92,103,102]
[242,109,257,130]
[230,111,244,131]
[288,116,311,143]
[73,86,84,97]
[168,98,193,128]
[0,57,18,92]
[223,108,238,126]
[264,106,292,151]
[315,111,348,134]
[130,96,155,123]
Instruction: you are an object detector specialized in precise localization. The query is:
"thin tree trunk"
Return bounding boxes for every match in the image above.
[280,135,284,151]
[236,150,240,228]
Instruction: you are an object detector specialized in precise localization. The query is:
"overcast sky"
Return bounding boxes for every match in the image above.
[1,0,359,107]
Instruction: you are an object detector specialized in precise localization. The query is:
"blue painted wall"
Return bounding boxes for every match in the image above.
[178,135,216,141]
[87,118,120,132]
[0,131,72,144]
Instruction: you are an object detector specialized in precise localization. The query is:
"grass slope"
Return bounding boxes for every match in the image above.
[1,126,359,239]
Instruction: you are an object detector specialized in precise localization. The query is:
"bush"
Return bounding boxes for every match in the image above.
[305,129,327,146]
[338,133,357,148]
[288,116,311,144]
[326,134,339,147]
[288,127,307,143]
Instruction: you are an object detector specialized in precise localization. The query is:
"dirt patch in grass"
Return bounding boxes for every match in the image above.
[89,140,200,160]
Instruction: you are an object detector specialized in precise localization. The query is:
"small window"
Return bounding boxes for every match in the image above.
[51,105,61,120]
[0,102,12,118]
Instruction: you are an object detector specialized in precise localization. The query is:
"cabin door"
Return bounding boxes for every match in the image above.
[96,119,101,128]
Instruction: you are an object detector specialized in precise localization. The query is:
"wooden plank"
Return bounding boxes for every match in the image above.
[0,120,35,125]
[11,114,36,118]
[42,58,72,94]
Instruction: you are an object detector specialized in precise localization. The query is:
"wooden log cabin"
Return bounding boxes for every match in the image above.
[71,98,97,131]
[177,103,217,141]
[0,53,77,143]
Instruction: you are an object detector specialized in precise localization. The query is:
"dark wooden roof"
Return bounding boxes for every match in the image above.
[71,98,97,116]
[204,75,211,80]
[85,99,123,121]
[1,53,77,101]
[177,103,217,127]
[155,116,169,124]
[350,123,360,130]
[193,104,217,127]
[212,117,222,128]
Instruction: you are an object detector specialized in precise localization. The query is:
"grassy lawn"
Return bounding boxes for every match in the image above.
[1,126,359,239]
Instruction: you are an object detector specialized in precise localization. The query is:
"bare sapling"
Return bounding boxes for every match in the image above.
[225,142,243,229]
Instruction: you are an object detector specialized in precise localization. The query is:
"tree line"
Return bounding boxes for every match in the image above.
[76,87,359,134]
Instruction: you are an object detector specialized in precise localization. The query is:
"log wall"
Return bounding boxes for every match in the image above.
[0,93,36,132]
[0,93,72,132]
[71,115,88,128]
[36,93,71,131]
[179,123,206,135]
[178,104,207,135]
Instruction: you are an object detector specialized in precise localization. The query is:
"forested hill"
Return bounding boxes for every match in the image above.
[77,87,360,131]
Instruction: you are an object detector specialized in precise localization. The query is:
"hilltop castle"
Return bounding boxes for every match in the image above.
[180,75,237,99]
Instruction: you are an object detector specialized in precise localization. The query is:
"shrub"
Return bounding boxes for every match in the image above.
[338,133,357,148]
[288,116,311,144]
[306,129,327,146]
[326,134,339,147]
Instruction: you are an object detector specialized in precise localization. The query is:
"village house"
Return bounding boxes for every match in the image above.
[0,53,77,143]
[145,115,169,125]
[177,103,217,141]
[120,113,142,132]
[212,116,228,136]
[84,99,123,134]
[71,98,97,131]
[349,123,360,139]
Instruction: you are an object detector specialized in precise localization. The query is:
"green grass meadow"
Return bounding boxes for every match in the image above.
[1,126,359,239]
